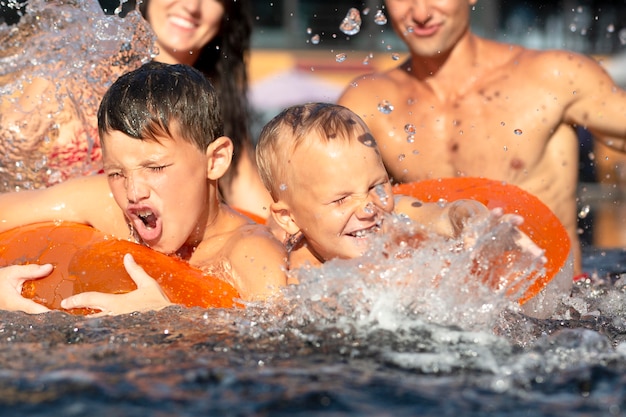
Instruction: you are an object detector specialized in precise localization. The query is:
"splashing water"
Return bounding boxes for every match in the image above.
[377,100,394,114]
[373,10,388,26]
[246,212,545,336]
[0,0,155,191]
[339,7,362,36]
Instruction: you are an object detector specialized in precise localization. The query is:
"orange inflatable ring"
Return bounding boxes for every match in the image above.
[393,177,571,305]
[0,222,240,314]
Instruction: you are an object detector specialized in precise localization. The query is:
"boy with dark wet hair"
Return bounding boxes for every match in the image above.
[0,62,287,314]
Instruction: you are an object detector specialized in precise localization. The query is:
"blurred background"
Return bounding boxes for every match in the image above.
[2,0,626,249]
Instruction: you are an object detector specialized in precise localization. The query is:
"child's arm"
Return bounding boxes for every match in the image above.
[394,195,545,259]
[0,264,53,314]
[229,228,288,301]
[394,195,489,237]
[60,254,173,315]
[0,175,125,234]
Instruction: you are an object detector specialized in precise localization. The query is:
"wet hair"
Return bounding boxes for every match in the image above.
[139,0,252,187]
[256,103,373,201]
[98,61,223,151]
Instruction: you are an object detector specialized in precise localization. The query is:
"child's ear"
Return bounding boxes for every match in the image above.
[205,136,234,180]
[270,200,300,236]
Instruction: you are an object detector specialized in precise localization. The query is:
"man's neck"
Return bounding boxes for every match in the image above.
[407,32,480,82]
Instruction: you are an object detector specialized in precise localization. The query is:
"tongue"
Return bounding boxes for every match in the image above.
[134,214,161,243]
[142,213,158,229]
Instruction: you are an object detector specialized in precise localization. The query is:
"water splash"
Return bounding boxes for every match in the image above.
[246,212,545,338]
[373,10,387,26]
[377,100,394,114]
[339,7,361,36]
[0,0,155,191]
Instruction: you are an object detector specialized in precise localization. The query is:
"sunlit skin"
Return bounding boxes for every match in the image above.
[146,0,224,66]
[280,137,394,263]
[338,0,626,274]
[102,129,214,256]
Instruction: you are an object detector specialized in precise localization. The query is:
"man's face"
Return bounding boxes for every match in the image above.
[384,0,476,58]
[285,134,394,261]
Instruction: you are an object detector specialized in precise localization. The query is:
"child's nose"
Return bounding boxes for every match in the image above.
[125,172,149,203]
[356,200,378,219]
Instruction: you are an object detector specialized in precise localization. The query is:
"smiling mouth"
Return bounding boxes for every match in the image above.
[346,220,383,238]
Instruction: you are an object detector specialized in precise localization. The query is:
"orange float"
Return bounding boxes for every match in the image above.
[0,222,240,314]
[393,177,571,305]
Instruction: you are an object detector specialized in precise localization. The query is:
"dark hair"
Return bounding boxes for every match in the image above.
[139,0,252,187]
[98,62,223,150]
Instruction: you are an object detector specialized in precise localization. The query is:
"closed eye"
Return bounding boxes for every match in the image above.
[107,171,124,179]
[332,196,349,205]
[149,166,167,173]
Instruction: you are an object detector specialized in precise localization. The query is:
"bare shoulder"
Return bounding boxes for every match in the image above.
[514,47,609,82]
[338,65,409,111]
[226,221,288,300]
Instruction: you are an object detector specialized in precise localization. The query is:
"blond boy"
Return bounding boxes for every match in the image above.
[256,103,540,269]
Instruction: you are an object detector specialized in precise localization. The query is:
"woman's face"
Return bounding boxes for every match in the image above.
[146,0,225,66]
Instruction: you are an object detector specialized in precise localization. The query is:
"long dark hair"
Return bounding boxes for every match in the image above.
[139,0,252,189]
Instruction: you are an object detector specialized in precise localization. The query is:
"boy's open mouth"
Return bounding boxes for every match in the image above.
[127,205,162,244]
[137,210,158,229]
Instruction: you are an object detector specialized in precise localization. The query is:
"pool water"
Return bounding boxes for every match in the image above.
[0,243,625,417]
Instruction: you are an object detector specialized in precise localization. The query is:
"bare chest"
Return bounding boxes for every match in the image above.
[373,79,566,182]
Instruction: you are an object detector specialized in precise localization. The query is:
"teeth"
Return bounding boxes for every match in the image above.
[136,210,156,228]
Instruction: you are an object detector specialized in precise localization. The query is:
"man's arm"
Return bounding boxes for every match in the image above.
[551,51,626,151]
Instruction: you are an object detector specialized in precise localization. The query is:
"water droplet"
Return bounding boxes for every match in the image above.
[362,55,370,65]
[619,28,626,45]
[377,100,394,114]
[373,10,387,25]
[412,149,419,155]
[578,205,590,219]
[514,129,523,135]
[279,183,288,191]
[375,184,390,206]
[503,145,508,151]
[335,53,347,63]
[406,135,415,143]
[391,53,400,61]
[339,8,362,36]
[306,27,312,35]
[362,7,370,16]
[607,24,615,33]
[398,154,406,162]
[311,34,320,45]
[404,123,416,135]
[500,121,506,126]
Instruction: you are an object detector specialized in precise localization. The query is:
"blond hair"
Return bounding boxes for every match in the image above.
[256,103,373,201]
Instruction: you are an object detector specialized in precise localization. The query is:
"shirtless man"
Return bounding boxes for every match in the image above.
[337,0,626,274]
